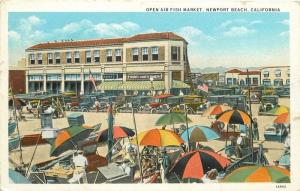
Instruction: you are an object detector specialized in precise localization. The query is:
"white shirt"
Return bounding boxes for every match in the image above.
[73,154,88,167]
[237,136,243,145]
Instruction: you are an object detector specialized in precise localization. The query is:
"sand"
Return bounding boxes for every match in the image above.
[9,98,290,168]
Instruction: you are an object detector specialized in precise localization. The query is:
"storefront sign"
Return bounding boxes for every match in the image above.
[127,73,163,81]
[103,73,123,80]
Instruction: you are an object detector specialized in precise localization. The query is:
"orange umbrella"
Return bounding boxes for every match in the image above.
[203,105,232,116]
[274,112,290,124]
[217,109,252,125]
[131,128,184,147]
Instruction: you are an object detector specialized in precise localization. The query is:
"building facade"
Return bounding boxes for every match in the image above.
[25,32,190,95]
[225,69,261,86]
[260,66,290,86]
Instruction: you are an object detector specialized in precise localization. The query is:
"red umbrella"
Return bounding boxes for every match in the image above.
[170,149,230,179]
[97,125,135,142]
[274,112,290,124]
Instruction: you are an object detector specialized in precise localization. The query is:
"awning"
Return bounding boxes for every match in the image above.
[97,81,123,90]
[121,81,165,90]
[97,80,190,91]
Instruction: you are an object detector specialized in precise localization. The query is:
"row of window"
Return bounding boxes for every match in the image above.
[28,46,164,65]
[28,74,102,81]
[262,79,290,86]
[226,77,259,85]
[263,70,290,78]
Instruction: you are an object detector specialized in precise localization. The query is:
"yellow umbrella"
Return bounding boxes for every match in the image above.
[269,106,289,115]
[131,128,184,147]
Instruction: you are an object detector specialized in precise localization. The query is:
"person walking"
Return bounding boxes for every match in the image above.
[161,149,171,183]
[95,99,100,112]
[253,118,259,141]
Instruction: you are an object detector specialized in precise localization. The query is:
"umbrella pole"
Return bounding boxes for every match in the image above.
[185,111,190,152]
[246,69,254,162]
[131,104,143,182]
[225,124,229,147]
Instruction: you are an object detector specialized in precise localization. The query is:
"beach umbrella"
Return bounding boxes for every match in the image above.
[132,128,184,147]
[278,152,290,168]
[9,169,31,184]
[222,165,290,183]
[180,125,220,143]
[274,112,290,124]
[268,106,289,115]
[50,125,94,157]
[170,149,230,179]
[217,109,252,125]
[203,105,232,116]
[155,112,192,131]
[97,125,135,142]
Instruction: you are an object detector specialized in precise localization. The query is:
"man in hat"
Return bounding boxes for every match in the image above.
[69,150,88,184]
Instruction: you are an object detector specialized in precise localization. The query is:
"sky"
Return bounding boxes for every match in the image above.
[8,12,289,69]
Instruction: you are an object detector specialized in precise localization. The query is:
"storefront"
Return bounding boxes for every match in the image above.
[64,74,81,95]
[46,74,61,94]
[28,74,44,92]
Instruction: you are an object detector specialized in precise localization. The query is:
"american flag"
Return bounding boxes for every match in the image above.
[197,83,208,93]
[89,69,97,90]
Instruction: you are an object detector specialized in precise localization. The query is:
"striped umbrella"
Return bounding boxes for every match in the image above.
[170,149,230,179]
[180,125,220,143]
[50,125,94,157]
[131,128,184,147]
[97,125,135,142]
[222,165,290,183]
[274,112,290,124]
[203,105,232,116]
[217,109,252,125]
[269,106,289,115]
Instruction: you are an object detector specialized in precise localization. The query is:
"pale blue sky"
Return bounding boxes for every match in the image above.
[8,12,289,68]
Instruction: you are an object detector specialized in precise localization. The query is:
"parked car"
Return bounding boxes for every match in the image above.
[258,95,279,115]
[76,95,97,112]
[170,95,204,114]
[275,86,290,97]
[264,123,289,142]
[144,94,174,114]
[208,95,248,112]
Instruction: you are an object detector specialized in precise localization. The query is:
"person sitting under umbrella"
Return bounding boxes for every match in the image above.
[69,150,88,184]
[202,169,219,183]
[160,149,171,183]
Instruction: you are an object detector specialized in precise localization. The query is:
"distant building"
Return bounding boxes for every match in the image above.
[200,73,220,86]
[238,71,261,86]
[225,69,242,85]
[260,66,290,86]
[9,58,26,94]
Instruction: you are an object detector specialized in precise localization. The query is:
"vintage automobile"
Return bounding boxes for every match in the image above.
[74,95,98,112]
[262,86,275,96]
[208,95,248,112]
[115,95,138,113]
[143,94,174,114]
[98,96,117,111]
[275,86,290,97]
[208,87,234,96]
[258,95,279,115]
[170,95,205,114]
[131,96,152,111]
[264,123,289,142]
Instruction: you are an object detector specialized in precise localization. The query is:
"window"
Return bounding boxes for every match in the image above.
[115,49,122,62]
[171,46,178,60]
[65,74,81,81]
[47,74,61,81]
[37,53,42,64]
[240,80,245,86]
[66,52,72,64]
[263,79,271,86]
[84,73,101,80]
[227,78,232,85]
[142,47,148,61]
[55,52,60,64]
[274,79,283,86]
[151,47,158,60]
[263,71,269,78]
[132,48,139,61]
[253,77,259,85]
[48,53,53,64]
[29,54,35,64]
[106,49,112,62]
[94,50,100,63]
[74,51,80,63]
[246,77,251,85]
[28,75,43,81]
[86,51,91,63]
[275,69,281,77]
[233,78,237,85]
[286,79,290,85]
